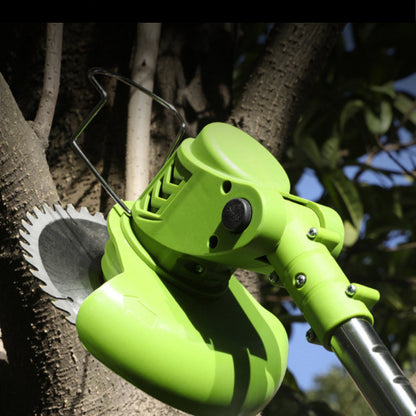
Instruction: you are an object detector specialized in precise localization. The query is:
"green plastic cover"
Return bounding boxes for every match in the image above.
[77,203,288,416]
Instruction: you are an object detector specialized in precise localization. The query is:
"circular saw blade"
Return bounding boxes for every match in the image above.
[19,204,109,324]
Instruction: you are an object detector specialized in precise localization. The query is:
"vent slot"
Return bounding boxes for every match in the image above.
[255,255,270,264]
[171,163,184,185]
[144,158,191,214]
[158,177,170,200]
[146,191,159,213]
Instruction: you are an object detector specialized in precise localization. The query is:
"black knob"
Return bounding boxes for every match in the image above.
[222,198,252,233]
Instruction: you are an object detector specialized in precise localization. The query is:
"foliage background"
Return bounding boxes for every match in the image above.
[262,22,416,415]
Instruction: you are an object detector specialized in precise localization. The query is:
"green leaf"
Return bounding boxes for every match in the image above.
[321,169,364,246]
[328,170,363,228]
[393,93,416,125]
[392,190,403,219]
[283,369,302,392]
[340,99,365,132]
[299,136,322,169]
[370,81,396,98]
[364,100,393,135]
[321,136,340,170]
[344,220,360,247]
[381,285,405,310]
[406,334,416,357]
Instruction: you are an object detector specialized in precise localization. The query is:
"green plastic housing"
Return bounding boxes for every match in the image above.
[77,202,288,416]
[130,123,291,296]
[266,196,380,348]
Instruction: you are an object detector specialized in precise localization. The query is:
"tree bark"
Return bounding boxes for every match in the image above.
[230,23,344,159]
[0,50,186,416]
[32,23,63,148]
[0,73,59,253]
[125,23,161,200]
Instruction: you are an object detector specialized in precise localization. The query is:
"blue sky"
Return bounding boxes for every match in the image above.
[285,305,341,391]
[288,324,341,390]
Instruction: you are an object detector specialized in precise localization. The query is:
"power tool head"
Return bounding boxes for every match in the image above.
[76,122,292,415]
[130,122,291,296]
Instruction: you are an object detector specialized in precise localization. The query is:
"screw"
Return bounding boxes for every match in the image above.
[269,272,284,287]
[269,272,279,284]
[307,227,318,239]
[295,273,307,288]
[306,328,317,343]
[346,284,357,296]
[194,264,205,274]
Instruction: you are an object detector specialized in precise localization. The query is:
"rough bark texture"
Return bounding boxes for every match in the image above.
[0,76,59,394]
[32,23,63,147]
[0,23,188,416]
[0,72,188,416]
[230,23,344,159]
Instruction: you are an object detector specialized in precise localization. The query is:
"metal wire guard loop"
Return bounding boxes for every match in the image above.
[70,67,186,215]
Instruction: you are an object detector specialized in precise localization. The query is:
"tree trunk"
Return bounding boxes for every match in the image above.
[125,23,161,200]
[230,23,344,159]
[0,71,189,415]
[0,78,59,413]
[0,24,188,416]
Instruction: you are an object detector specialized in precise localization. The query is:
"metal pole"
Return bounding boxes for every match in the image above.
[331,318,416,415]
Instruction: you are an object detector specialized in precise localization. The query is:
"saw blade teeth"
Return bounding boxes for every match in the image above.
[20,242,33,257]
[32,273,47,286]
[53,203,67,218]
[23,258,38,271]
[19,203,108,323]
[43,204,56,217]
[19,232,37,252]
[20,234,36,249]
[20,221,29,233]
[19,221,31,236]
[80,206,90,216]
[33,206,44,218]
[24,251,38,264]
[47,204,63,221]
[52,299,76,324]
[30,271,49,288]
[94,211,105,222]
[19,227,30,241]
[65,204,78,218]
[23,256,42,273]
[40,283,64,299]
[25,212,37,225]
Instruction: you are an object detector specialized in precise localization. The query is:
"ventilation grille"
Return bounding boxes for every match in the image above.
[145,158,190,214]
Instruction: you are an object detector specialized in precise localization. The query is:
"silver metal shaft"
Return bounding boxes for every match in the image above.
[331,318,416,415]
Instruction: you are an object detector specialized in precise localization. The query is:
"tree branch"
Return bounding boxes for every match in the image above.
[230,23,344,159]
[32,23,63,148]
[375,134,416,178]
[125,23,161,200]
